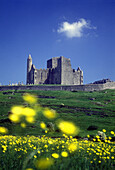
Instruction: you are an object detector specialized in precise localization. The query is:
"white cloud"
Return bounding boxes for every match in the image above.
[57,18,95,38]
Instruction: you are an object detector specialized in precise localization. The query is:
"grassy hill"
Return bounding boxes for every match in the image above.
[0,89,115,137]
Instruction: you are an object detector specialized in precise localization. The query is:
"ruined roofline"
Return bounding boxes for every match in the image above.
[47,56,69,61]
[27,54,83,85]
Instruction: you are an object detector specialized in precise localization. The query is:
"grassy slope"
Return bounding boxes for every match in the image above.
[0,89,115,137]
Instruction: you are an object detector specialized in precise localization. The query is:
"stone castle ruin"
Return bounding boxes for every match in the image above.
[26,54,83,85]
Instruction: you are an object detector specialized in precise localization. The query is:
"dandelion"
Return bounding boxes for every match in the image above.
[96,135,100,139]
[23,107,36,117]
[35,158,54,169]
[23,93,37,104]
[21,123,26,128]
[0,127,8,134]
[43,108,56,119]
[9,114,20,123]
[40,122,46,129]
[26,116,35,123]
[102,129,106,133]
[52,153,59,159]
[111,131,114,135]
[58,121,79,135]
[61,151,68,157]
[68,143,78,152]
[34,155,37,158]
[11,106,24,115]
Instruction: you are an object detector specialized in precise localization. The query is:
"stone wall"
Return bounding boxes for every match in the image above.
[0,82,115,92]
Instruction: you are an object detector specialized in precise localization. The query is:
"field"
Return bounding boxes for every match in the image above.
[0,89,115,137]
[0,89,115,169]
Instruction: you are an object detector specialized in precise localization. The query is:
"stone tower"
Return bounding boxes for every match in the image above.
[26,54,32,84]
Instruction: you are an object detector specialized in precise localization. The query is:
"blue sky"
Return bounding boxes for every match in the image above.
[0,0,115,85]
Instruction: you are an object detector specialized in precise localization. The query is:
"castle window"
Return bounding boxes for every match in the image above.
[41,73,42,80]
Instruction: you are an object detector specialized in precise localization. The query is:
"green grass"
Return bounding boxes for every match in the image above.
[0,89,115,137]
[0,135,114,170]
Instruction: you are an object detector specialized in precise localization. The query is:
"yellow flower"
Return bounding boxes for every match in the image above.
[96,135,99,139]
[43,108,56,119]
[11,106,24,115]
[21,123,26,128]
[34,155,37,158]
[22,108,36,117]
[26,116,35,123]
[58,121,79,135]
[26,168,33,170]
[9,114,20,123]
[52,153,59,159]
[40,122,46,129]
[0,127,8,134]
[102,129,106,133]
[61,151,68,157]
[23,93,37,104]
[35,158,54,169]
[111,131,114,135]
[111,156,114,159]
[68,143,78,152]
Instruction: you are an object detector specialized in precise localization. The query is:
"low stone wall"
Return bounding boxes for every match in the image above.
[0,82,115,92]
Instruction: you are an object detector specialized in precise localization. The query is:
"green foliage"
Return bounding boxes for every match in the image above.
[0,135,114,170]
[0,89,115,137]
[0,90,115,169]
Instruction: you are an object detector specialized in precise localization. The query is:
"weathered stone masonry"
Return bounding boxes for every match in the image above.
[26,55,83,85]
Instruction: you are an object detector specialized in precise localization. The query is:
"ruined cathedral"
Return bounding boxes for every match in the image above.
[26,54,83,85]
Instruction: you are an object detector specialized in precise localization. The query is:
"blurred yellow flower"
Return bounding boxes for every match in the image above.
[68,143,78,152]
[23,93,37,104]
[61,151,68,157]
[9,114,20,123]
[22,107,36,117]
[43,108,56,119]
[111,131,114,135]
[34,155,37,158]
[35,158,54,169]
[40,122,46,129]
[52,153,59,158]
[0,127,8,134]
[11,106,24,115]
[102,129,106,133]
[21,123,26,128]
[26,116,35,123]
[58,121,79,135]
